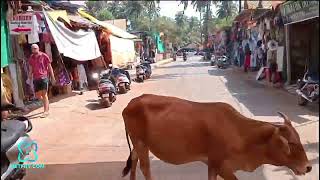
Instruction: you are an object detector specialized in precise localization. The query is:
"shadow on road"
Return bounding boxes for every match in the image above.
[208,68,319,125]
[85,102,106,111]
[158,62,210,69]
[86,99,99,103]
[25,160,268,180]
[148,73,181,81]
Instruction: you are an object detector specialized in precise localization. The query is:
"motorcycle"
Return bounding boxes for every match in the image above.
[173,52,177,61]
[108,65,131,94]
[216,55,230,69]
[1,104,34,180]
[92,70,117,108]
[136,62,152,83]
[183,52,187,61]
[296,70,319,106]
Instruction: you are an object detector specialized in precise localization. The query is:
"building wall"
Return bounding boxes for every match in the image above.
[289,17,319,83]
[104,19,127,31]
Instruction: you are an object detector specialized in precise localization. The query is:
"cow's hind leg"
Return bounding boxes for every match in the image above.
[130,149,139,180]
[136,142,152,180]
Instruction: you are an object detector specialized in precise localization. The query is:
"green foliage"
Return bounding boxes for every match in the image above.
[216,1,238,20]
[96,9,114,21]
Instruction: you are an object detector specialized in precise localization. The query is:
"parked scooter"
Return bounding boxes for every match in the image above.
[1,104,34,180]
[92,70,117,107]
[108,65,131,94]
[135,61,152,83]
[216,55,230,69]
[296,70,319,106]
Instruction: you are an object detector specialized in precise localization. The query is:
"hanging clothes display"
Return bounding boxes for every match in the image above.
[77,64,88,89]
[18,34,27,44]
[45,43,53,61]
[1,72,13,104]
[28,14,40,44]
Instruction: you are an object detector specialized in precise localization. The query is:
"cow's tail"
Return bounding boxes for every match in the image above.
[122,129,132,177]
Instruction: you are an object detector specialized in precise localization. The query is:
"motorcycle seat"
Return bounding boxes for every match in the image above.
[1,120,26,153]
[99,79,112,84]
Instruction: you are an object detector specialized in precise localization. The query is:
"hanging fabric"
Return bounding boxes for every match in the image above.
[28,14,40,44]
[45,43,53,61]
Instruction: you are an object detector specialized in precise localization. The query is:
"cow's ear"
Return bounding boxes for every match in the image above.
[272,128,291,155]
[278,135,291,155]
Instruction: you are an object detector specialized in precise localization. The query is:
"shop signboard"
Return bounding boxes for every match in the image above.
[280,1,319,25]
[9,13,33,35]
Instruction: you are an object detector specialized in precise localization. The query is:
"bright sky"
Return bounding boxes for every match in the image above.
[69,1,217,19]
[159,1,199,19]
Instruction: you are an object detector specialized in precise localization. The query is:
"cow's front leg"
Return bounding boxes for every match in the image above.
[207,161,218,180]
[208,166,218,180]
[217,166,238,180]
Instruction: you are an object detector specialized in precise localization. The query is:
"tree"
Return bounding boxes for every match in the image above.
[216,1,238,20]
[180,1,221,48]
[85,1,108,16]
[96,9,114,21]
[175,11,187,27]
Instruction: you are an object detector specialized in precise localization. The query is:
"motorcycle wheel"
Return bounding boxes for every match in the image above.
[102,98,111,108]
[109,95,116,103]
[119,86,127,94]
[137,77,144,83]
[298,95,308,106]
[126,83,131,90]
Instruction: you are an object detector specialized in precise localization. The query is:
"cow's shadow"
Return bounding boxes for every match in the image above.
[24,160,267,180]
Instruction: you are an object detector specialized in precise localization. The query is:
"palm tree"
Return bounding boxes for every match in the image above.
[180,1,221,48]
[143,1,160,31]
[216,1,237,20]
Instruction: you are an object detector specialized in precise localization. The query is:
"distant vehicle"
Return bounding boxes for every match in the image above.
[177,48,197,56]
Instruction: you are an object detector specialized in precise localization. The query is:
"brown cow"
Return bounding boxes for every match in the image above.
[121,94,311,180]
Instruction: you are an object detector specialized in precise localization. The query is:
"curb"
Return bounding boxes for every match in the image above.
[151,58,173,69]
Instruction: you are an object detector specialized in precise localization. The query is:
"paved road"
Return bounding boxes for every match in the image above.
[25,56,319,180]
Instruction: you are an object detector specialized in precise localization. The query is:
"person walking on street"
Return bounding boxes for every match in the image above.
[244,42,251,72]
[28,44,55,118]
[267,40,278,85]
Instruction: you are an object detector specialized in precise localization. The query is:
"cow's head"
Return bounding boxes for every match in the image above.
[267,112,311,175]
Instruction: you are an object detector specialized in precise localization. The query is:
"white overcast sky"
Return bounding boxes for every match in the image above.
[70,1,218,19]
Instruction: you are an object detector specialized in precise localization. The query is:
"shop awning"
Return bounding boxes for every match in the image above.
[109,35,135,68]
[280,1,319,25]
[43,10,101,61]
[77,8,137,39]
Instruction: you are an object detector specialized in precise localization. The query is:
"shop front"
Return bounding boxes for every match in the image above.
[280,1,319,84]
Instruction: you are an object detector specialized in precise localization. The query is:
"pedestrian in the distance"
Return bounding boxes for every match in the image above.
[244,43,251,72]
[267,40,278,84]
[28,44,55,118]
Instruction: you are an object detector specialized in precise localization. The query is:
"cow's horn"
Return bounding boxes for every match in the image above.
[277,112,291,125]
